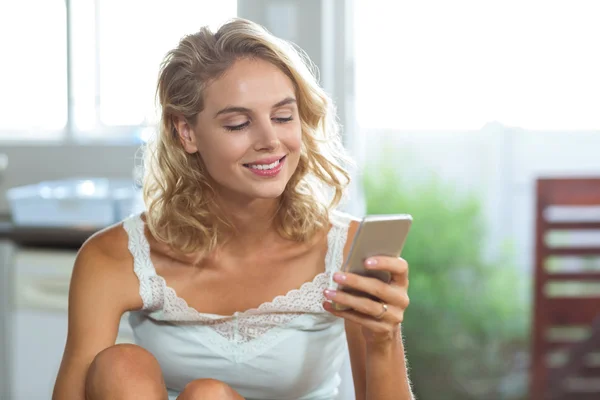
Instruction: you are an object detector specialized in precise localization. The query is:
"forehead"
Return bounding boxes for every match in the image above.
[202,58,296,111]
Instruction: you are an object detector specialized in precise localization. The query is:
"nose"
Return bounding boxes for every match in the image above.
[253,118,280,151]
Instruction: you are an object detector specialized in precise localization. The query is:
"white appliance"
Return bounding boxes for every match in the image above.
[1,241,14,400]
[9,248,134,400]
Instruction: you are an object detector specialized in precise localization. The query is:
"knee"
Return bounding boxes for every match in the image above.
[88,344,156,378]
[179,379,240,400]
[86,344,166,399]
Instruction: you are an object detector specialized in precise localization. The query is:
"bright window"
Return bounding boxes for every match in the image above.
[0,0,67,139]
[0,0,237,142]
[91,0,237,136]
[354,0,600,130]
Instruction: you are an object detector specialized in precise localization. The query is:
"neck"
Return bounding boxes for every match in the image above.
[216,194,282,251]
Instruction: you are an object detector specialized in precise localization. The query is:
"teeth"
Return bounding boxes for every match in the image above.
[248,159,280,170]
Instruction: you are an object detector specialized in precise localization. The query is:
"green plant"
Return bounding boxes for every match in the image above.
[362,161,529,400]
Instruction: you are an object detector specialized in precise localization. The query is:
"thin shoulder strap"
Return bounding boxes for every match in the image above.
[325,210,353,273]
[122,214,163,311]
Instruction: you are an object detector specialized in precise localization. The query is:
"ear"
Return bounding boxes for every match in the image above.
[173,115,199,154]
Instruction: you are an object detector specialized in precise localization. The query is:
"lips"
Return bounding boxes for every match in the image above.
[243,155,286,167]
[243,155,286,176]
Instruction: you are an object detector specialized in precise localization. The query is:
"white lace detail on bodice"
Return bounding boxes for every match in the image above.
[123,216,164,311]
[123,211,352,352]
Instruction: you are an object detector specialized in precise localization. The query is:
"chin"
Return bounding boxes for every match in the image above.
[250,183,288,200]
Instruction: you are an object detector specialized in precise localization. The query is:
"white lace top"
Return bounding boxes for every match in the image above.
[123,211,353,400]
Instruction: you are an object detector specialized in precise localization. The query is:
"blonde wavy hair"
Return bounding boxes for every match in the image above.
[143,18,352,255]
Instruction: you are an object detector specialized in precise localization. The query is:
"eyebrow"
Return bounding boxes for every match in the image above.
[214,97,297,118]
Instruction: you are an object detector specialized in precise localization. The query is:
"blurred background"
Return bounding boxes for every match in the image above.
[1,0,599,399]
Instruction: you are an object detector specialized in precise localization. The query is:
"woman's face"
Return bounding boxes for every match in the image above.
[178,58,302,204]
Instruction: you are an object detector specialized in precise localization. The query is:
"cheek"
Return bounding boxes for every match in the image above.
[198,138,246,173]
[284,126,303,152]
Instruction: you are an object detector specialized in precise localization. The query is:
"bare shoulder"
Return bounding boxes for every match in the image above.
[78,220,132,264]
[71,220,143,312]
[53,221,142,399]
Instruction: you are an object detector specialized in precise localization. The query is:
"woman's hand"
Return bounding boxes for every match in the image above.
[323,256,409,343]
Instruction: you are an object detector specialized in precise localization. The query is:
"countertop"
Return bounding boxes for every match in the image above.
[0,217,98,249]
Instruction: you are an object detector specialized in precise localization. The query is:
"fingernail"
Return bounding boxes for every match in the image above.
[324,289,337,299]
[365,258,378,267]
[333,272,346,282]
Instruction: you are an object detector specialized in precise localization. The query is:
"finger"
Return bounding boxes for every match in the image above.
[324,288,382,317]
[324,288,404,323]
[323,301,388,332]
[365,256,409,283]
[333,272,400,304]
[323,301,404,334]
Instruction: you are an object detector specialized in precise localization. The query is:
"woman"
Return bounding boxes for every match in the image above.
[53,18,413,400]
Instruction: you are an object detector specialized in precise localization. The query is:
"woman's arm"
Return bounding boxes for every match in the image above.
[346,321,413,400]
[52,228,142,400]
[345,320,367,399]
[327,219,414,399]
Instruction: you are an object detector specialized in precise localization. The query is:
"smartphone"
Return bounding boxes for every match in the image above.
[332,214,412,311]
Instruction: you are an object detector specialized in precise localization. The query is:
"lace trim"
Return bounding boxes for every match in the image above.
[125,211,351,346]
[123,216,162,311]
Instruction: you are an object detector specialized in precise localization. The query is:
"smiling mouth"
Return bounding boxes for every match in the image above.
[243,155,286,171]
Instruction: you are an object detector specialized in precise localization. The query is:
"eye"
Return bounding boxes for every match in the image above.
[224,121,250,131]
[273,116,293,123]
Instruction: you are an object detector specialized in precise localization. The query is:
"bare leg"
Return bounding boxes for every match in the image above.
[85,343,168,400]
[177,379,245,400]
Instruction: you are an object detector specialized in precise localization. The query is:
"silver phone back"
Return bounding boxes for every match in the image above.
[342,214,413,284]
